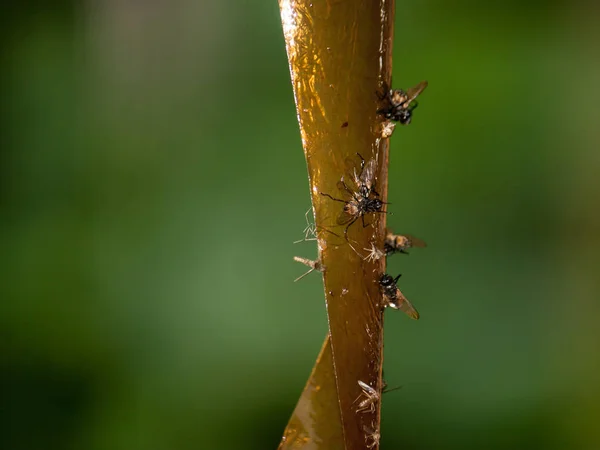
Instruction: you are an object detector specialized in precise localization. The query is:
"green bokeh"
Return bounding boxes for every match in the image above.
[2,1,600,449]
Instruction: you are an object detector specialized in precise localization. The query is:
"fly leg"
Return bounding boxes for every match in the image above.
[320,192,346,203]
[343,217,358,242]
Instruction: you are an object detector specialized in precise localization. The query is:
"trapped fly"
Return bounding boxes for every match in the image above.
[321,155,387,241]
[384,231,427,256]
[379,80,428,125]
[379,273,420,320]
[321,185,385,241]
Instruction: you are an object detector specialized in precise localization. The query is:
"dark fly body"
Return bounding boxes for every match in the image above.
[321,155,387,241]
[379,273,420,320]
[384,231,427,256]
[378,80,428,125]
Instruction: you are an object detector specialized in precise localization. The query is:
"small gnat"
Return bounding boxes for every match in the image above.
[341,288,348,295]
[355,380,380,414]
[293,256,324,282]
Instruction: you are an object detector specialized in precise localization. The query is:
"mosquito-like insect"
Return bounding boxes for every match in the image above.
[384,231,427,256]
[378,80,428,125]
[379,273,420,319]
[293,256,324,282]
[355,380,380,414]
[321,155,387,241]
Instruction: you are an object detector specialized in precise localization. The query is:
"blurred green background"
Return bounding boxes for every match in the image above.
[2,1,600,449]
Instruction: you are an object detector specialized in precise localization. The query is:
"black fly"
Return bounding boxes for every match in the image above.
[378,80,428,125]
[320,154,387,241]
[379,273,420,319]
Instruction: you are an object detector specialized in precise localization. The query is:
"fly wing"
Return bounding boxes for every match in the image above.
[336,208,356,225]
[389,288,420,320]
[405,234,427,248]
[336,179,354,200]
[343,155,364,188]
[398,297,420,320]
[359,158,378,191]
[357,380,377,396]
[405,80,428,105]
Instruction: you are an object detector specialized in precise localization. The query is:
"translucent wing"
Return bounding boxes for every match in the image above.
[343,155,364,188]
[405,234,427,248]
[389,288,420,320]
[357,380,377,396]
[336,208,356,225]
[398,298,420,320]
[336,179,355,200]
[359,158,377,190]
[405,80,428,105]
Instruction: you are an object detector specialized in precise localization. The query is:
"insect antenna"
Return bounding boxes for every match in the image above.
[383,384,403,394]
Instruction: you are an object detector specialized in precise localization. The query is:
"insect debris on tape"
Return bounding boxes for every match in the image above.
[378,80,428,125]
[364,421,381,449]
[293,208,317,244]
[293,256,324,282]
[320,153,388,242]
[363,241,385,263]
[379,273,420,320]
[355,380,380,414]
[384,231,427,256]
